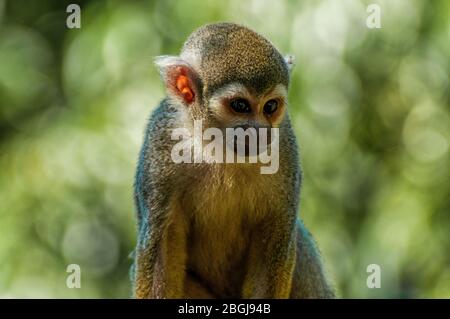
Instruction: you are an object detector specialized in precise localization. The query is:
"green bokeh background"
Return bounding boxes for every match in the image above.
[0,0,449,298]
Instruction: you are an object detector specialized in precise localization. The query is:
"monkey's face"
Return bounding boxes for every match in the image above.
[201,82,288,156]
[207,83,288,131]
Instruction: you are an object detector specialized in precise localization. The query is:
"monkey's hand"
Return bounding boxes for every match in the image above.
[242,219,296,299]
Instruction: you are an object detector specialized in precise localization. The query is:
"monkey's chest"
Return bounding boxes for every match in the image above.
[187,216,249,297]
[183,169,268,297]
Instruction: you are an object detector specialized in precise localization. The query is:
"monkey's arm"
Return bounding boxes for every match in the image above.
[132,106,189,299]
[290,220,336,298]
[134,199,188,299]
[242,218,297,299]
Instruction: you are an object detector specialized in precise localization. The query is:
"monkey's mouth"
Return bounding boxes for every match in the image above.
[235,140,270,157]
[226,131,273,157]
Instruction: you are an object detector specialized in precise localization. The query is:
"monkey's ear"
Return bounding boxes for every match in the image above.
[155,55,202,105]
[284,55,295,75]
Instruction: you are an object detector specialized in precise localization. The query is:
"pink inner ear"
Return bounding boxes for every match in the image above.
[166,65,195,105]
[176,75,194,103]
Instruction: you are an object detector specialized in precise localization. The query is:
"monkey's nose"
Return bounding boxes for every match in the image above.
[235,124,251,130]
[234,125,257,147]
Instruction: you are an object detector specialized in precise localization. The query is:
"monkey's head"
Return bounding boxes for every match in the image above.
[156,22,294,132]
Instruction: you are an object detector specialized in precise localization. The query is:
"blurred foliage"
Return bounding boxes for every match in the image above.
[0,0,449,298]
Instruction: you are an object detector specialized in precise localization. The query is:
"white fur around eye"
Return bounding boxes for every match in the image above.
[210,83,251,101]
[262,84,288,104]
[208,83,252,121]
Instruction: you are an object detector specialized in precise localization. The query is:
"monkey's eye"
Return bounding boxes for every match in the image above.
[263,99,278,115]
[230,98,251,113]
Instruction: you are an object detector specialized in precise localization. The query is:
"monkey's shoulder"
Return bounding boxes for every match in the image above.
[145,99,182,135]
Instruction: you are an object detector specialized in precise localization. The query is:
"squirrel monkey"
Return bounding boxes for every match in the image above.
[131,23,335,298]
